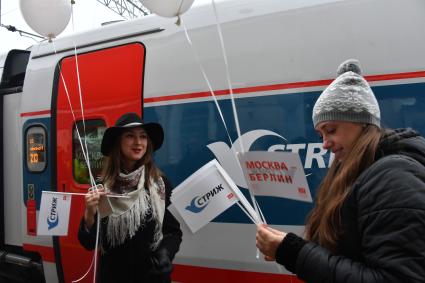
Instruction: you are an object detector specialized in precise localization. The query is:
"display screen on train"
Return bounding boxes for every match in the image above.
[26,126,47,172]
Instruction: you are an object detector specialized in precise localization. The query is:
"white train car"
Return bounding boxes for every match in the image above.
[0,0,424,282]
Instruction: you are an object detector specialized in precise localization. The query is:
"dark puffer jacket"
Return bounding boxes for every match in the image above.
[276,128,425,283]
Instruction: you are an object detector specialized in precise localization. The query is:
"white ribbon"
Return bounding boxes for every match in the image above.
[51,4,99,282]
[211,0,266,224]
[180,0,268,226]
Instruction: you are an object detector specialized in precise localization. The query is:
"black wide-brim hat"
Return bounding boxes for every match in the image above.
[101,112,164,156]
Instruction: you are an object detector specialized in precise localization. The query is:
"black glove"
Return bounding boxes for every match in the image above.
[150,248,172,275]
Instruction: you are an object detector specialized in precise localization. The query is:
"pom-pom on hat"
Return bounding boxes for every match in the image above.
[312,59,381,128]
[101,112,164,156]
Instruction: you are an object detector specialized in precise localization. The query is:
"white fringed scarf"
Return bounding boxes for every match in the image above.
[99,166,166,250]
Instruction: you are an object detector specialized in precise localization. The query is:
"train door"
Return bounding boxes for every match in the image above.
[54,43,145,282]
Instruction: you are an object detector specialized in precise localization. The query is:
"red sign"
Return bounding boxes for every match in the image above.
[27,200,37,236]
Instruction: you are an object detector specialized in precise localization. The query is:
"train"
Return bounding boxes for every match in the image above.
[0,0,424,282]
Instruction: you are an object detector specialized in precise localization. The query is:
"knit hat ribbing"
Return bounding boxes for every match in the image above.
[312,59,381,128]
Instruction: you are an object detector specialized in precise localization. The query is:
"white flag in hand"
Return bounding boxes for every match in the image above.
[37,191,72,235]
[238,151,312,202]
[170,160,238,233]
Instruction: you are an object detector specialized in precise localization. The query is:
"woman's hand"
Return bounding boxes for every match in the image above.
[84,187,106,229]
[256,223,287,261]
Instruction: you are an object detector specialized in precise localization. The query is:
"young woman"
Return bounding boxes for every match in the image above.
[78,112,182,283]
[256,59,425,282]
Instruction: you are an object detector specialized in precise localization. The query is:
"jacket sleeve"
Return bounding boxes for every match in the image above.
[158,176,183,261]
[77,214,98,251]
[293,155,425,283]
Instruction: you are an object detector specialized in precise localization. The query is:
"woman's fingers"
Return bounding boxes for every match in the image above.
[85,189,105,210]
[87,187,106,198]
[256,225,286,261]
[267,226,286,237]
[94,186,106,194]
[256,226,272,254]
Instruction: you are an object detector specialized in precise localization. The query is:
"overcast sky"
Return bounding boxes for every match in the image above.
[0,0,124,54]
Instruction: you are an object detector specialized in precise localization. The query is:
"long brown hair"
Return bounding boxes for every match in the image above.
[101,129,162,191]
[305,124,381,252]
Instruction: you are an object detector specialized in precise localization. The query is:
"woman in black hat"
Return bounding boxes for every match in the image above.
[78,112,182,283]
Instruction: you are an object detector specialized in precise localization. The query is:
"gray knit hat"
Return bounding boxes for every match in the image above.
[312,59,380,128]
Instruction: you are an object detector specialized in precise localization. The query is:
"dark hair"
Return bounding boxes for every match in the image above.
[101,129,162,192]
[305,124,381,252]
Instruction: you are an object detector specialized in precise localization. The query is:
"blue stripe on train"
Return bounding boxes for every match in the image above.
[146,82,425,225]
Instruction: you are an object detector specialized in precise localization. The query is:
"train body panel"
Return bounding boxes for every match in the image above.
[4,93,23,247]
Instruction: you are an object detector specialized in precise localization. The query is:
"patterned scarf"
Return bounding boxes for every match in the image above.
[111,166,143,194]
[99,165,166,249]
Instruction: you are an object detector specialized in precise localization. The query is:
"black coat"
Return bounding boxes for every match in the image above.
[277,129,425,283]
[78,177,182,283]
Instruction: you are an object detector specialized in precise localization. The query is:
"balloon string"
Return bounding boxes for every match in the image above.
[51,41,94,188]
[51,4,98,282]
[181,18,263,234]
[71,213,101,283]
[255,198,266,225]
[175,0,185,25]
[180,19,234,150]
[211,0,265,225]
[52,39,98,283]
[41,190,130,198]
[71,256,94,283]
[70,4,99,281]
[71,3,99,281]
[181,4,264,236]
[70,2,96,187]
[210,0,244,153]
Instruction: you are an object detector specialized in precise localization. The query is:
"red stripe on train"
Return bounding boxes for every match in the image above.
[20,110,51,117]
[145,79,333,103]
[145,70,425,103]
[172,264,304,283]
[19,70,425,115]
[18,246,305,283]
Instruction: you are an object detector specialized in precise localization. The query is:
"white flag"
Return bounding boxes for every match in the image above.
[37,191,72,236]
[238,151,312,202]
[171,160,239,233]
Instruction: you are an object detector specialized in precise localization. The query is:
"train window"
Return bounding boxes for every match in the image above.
[72,119,106,184]
[26,126,47,172]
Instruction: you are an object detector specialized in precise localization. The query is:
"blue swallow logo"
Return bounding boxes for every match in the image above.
[47,215,59,230]
[47,197,59,230]
[185,184,225,213]
[185,196,209,213]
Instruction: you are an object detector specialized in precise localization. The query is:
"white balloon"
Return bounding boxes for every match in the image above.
[20,0,72,38]
[142,0,195,18]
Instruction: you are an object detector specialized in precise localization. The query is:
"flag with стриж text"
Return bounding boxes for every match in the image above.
[37,191,72,235]
[169,160,240,233]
